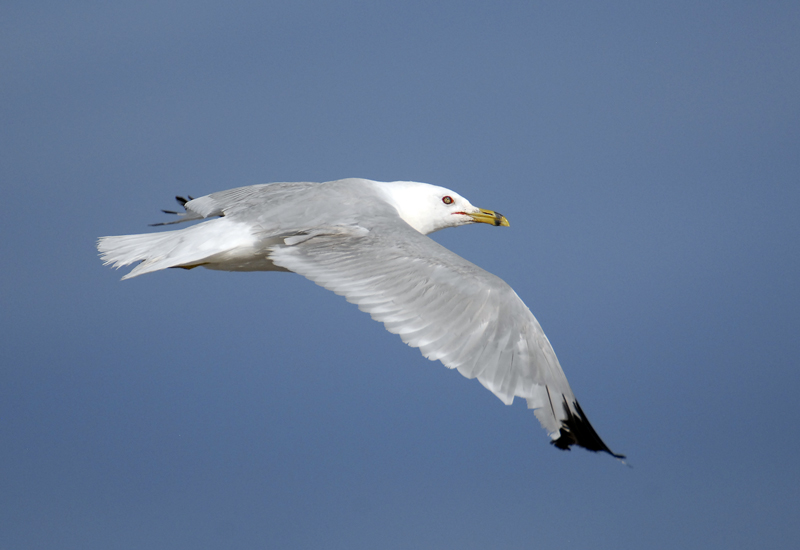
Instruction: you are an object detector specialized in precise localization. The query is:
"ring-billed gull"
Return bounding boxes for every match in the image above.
[98,178,624,459]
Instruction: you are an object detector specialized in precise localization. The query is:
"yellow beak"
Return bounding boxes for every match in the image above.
[467,208,510,227]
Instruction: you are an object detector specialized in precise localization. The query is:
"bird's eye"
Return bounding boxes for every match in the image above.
[442,196,453,205]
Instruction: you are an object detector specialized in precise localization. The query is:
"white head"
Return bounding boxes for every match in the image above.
[375,181,509,235]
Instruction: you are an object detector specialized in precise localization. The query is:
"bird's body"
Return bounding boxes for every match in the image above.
[98,178,623,458]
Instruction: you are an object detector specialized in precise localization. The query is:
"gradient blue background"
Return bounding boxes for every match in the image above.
[2,2,799,548]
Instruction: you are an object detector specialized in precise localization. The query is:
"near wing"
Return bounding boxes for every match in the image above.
[268,222,623,457]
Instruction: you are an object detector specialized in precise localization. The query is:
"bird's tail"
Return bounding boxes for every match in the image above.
[97,218,248,279]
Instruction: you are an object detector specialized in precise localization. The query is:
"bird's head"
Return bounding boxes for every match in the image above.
[378,181,509,235]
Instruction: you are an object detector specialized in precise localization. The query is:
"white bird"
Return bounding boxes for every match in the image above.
[98,178,623,458]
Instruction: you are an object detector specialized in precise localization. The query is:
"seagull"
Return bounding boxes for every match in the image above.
[98,178,624,459]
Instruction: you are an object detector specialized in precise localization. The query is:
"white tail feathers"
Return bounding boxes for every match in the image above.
[97,218,258,279]
[98,232,183,279]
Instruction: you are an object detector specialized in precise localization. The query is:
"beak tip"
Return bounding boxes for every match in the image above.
[472,208,510,227]
[493,211,510,227]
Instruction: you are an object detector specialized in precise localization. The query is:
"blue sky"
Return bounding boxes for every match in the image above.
[2,1,799,548]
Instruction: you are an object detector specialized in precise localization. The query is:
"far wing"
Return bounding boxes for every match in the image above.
[269,223,623,457]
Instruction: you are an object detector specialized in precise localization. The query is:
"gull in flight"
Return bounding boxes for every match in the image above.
[98,178,624,459]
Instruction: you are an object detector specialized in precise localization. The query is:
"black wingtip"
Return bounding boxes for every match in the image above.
[151,195,195,225]
[173,195,195,205]
[550,397,625,460]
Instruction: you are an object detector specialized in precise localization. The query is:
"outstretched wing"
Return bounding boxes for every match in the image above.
[268,222,623,457]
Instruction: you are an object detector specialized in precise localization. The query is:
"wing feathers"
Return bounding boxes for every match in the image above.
[267,225,587,441]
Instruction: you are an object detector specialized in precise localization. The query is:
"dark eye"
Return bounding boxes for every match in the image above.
[442,196,453,205]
